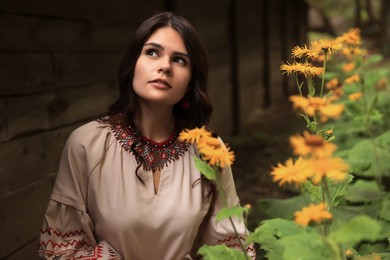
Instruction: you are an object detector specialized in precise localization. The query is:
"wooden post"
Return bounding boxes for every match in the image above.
[262,0,270,108]
[381,0,390,56]
[228,0,240,135]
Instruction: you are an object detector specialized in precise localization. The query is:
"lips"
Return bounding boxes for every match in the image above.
[149,78,172,89]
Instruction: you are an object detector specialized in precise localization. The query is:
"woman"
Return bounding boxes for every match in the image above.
[38,12,255,259]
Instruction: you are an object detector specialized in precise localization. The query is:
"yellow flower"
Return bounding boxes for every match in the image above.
[339,28,361,46]
[291,45,320,60]
[325,78,340,90]
[294,203,332,227]
[302,64,324,77]
[280,62,324,77]
[311,39,343,55]
[342,47,364,60]
[271,157,310,187]
[199,145,235,168]
[305,97,326,116]
[289,131,337,158]
[348,92,363,101]
[289,95,310,111]
[375,78,388,90]
[344,74,360,84]
[329,87,344,100]
[319,103,344,122]
[305,157,349,185]
[289,95,344,121]
[342,62,355,72]
[179,126,212,144]
[197,135,222,150]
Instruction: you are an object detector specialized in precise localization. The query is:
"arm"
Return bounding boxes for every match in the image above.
[38,125,121,259]
[200,166,256,259]
[39,201,121,259]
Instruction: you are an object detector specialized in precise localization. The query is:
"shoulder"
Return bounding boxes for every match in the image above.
[65,120,113,161]
[67,120,108,147]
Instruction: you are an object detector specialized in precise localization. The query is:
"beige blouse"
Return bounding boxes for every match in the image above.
[38,118,255,259]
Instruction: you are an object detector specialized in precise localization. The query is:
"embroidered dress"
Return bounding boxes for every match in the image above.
[38,114,255,259]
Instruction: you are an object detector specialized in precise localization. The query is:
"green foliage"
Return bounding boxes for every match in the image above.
[302,175,353,207]
[346,137,390,178]
[280,232,340,260]
[194,156,216,181]
[257,195,308,220]
[216,206,246,222]
[344,180,382,203]
[194,28,390,260]
[380,195,390,222]
[197,245,246,260]
[248,218,305,259]
[330,215,382,246]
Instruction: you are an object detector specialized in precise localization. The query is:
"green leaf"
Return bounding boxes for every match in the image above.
[329,175,354,207]
[248,218,305,244]
[301,175,353,207]
[379,194,390,222]
[347,138,390,178]
[344,180,382,203]
[216,206,244,222]
[345,158,372,175]
[257,194,308,219]
[194,156,216,181]
[330,215,382,247]
[280,232,341,260]
[197,244,246,260]
[302,181,322,204]
[248,219,305,260]
[364,53,383,66]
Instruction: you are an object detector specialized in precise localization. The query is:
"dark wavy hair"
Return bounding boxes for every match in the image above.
[108,11,212,129]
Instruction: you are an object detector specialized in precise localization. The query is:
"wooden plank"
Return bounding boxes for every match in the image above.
[0,53,121,96]
[0,0,163,23]
[0,82,117,142]
[0,14,133,53]
[0,124,80,193]
[208,63,232,137]
[0,178,53,258]
[4,238,41,260]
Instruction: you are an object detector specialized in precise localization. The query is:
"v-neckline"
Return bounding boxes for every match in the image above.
[153,170,162,195]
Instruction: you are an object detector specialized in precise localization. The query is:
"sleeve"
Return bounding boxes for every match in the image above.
[38,126,122,259]
[201,166,256,259]
[38,201,121,259]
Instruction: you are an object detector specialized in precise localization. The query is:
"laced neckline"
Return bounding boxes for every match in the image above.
[106,114,190,172]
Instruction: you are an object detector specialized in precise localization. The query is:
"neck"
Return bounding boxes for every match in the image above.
[133,103,176,142]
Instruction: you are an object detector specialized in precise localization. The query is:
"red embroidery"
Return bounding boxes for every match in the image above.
[217,236,253,252]
[41,228,87,238]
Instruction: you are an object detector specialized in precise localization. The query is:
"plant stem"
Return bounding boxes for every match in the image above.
[320,52,328,97]
[296,76,303,96]
[215,169,249,260]
[321,178,332,237]
[360,82,383,191]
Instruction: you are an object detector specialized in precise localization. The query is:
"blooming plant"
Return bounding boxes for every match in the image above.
[180,28,390,260]
[250,28,390,259]
[179,127,252,259]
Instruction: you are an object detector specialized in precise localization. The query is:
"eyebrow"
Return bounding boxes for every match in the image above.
[144,42,189,57]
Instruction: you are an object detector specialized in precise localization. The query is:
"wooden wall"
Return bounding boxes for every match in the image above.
[0,0,307,258]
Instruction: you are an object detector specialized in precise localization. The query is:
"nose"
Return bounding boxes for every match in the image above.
[158,58,171,75]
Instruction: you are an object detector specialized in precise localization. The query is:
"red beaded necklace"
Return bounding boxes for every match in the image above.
[108,114,190,172]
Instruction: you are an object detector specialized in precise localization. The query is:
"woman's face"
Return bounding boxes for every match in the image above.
[132,27,192,107]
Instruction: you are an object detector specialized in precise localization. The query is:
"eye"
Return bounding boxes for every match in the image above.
[173,56,187,65]
[146,48,159,57]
